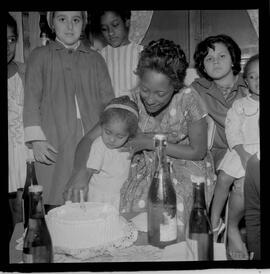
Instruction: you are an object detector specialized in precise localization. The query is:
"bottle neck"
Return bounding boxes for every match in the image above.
[26,161,38,186]
[29,191,45,220]
[154,139,167,171]
[192,182,207,209]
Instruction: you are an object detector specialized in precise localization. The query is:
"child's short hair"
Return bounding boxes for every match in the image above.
[243,54,259,79]
[194,34,242,80]
[8,13,18,37]
[100,95,139,138]
[90,10,131,33]
[136,38,189,91]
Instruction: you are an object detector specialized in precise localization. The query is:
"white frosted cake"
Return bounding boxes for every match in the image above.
[45,202,137,255]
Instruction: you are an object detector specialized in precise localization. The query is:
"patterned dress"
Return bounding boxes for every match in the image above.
[120,86,216,241]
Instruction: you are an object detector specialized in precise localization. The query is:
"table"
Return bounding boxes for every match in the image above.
[9,213,226,263]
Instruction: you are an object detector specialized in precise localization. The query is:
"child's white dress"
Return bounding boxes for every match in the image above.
[8,72,30,193]
[217,94,259,178]
[100,42,143,97]
[86,136,131,211]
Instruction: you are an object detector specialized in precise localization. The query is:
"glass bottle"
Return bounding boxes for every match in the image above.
[188,176,213,260]
[22,185,53,263]
[22,160,38,229]
[147,134,177,248]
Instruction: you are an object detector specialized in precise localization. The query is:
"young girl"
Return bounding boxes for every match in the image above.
[8,13,32,239]
[93,10,143,97]
[192,34,248,168]
[86,96,139,210]
[212,54,259,259]
[23,11,114,212]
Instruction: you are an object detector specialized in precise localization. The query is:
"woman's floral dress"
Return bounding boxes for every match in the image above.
[120,86,216,241]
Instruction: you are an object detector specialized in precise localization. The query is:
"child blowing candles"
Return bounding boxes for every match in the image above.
[86,96,139,211]
[23,11,114,212]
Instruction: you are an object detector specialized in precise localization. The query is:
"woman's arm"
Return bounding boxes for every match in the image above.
[63,123,102,202]
[124,117,207,161]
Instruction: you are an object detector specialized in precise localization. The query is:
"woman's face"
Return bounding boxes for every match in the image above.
[100,11,129,48]
[7,25,17,64]
[246,60,259,96]
[139,69,175,115]
[101,118,129,149]
[203,42,233,80]
[52,11,83,47]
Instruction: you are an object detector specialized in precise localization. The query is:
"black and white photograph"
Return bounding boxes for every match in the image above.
[6,8,266,272]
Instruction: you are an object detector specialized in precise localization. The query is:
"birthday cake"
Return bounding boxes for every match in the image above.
[45,202,138,259]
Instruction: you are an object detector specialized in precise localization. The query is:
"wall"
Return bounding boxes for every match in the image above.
[141,10,259,67]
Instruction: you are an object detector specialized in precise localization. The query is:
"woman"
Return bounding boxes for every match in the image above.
[64,39,215,241]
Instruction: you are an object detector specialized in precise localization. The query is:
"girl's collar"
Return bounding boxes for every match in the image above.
[55,37,81,50]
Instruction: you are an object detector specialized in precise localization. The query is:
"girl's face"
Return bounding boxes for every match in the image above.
[203,42,233,80]
[100,11,130,48]
[139,69,175,115]
[101,119,129,149]
[246,60,259,96]
[7,25,17,64]
[52,11,83,47]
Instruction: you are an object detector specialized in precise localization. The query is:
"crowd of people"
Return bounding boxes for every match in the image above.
[8,11,260,260]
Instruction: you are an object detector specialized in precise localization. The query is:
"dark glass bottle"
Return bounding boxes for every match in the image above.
[22,161,38,229]
[188,176,213,260]
[22,185,53,263]
[147,134,177,248]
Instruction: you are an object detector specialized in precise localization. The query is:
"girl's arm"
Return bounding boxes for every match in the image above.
[63,123,102,202]
[23,47,57,164]
[225,100,251,168]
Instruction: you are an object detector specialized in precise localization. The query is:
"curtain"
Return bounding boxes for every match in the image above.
[28,12,42,52]
[129,11,153,44]
[247,9,259,37]
[9,12,24,63]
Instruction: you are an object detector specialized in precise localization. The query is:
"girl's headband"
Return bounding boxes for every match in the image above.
[104,104,139,118]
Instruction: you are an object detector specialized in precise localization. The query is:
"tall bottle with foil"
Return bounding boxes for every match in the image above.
[22,158,38,229]
[22,185,53,263]
[147,134,177,248]
[188,176,213,260]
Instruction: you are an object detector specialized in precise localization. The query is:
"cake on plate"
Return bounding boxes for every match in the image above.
[45,202,138,259]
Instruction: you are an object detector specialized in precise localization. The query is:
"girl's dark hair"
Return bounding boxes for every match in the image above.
[136,38,189,91]
[194,34,242,80]
[243,54,259,79]
[100,95,139,138]
[90,10,131,32]
[7,13,18,37]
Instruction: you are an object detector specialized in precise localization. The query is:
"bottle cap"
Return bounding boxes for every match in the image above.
[190,175,205,184]
[29,185,43,193]
[153,134,167,141]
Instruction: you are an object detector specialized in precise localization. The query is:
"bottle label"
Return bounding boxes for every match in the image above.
[160,212,177,242]
[22,253,33,263]
[188,233,213,260]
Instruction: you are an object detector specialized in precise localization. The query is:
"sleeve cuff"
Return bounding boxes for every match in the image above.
[24,126,47,144]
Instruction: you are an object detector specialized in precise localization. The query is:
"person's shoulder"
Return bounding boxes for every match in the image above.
[230,95,248,113]
[191,77,213,93]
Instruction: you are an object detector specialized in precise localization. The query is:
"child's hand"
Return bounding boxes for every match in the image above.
[63,168,91,202]
[32,141,57,165]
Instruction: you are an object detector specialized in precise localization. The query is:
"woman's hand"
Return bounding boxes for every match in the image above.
[32,140,57,165]
[63,168,91,202]
[120,132,153,157]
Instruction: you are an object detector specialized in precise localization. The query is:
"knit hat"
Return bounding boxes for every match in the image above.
[46,11,88,31]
